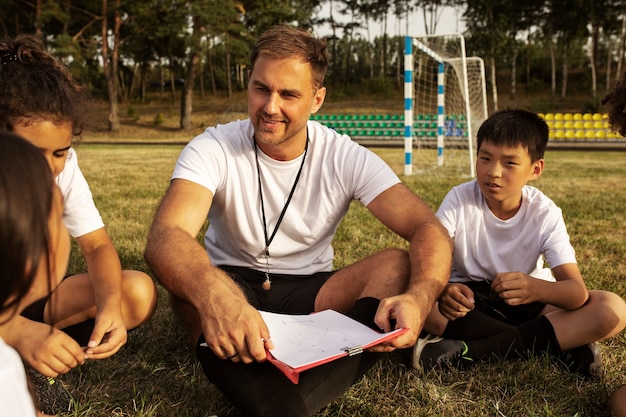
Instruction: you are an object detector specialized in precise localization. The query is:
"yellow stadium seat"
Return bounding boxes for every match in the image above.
[543,113,554,120]
[575,130,585,139]
[563,113,573,120]
[583,113,593,121]
[555,130,565,139]
[554,113,564,120]
[565,130,575,139]
[554,121,564,129]
[583,121,594,129]
[592,113,603,121]
[595,130,606,139]
[564,120,574,129]
[585,130,596,139]
[546,120,555,129]
[593,121,604,129]
[572,121,584,129]
[573,113,583,121]
[548,130,555,139]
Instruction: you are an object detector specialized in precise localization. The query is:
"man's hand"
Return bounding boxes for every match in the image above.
[367,293,425,351]
[84,305,127,359]
[199,294,273,364]
[438,283,474,321]
[11,319,85,377]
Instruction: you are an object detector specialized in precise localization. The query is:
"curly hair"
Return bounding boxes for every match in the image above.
[0,34,90,138]
[601,72,626,137]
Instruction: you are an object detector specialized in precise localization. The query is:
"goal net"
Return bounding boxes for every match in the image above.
[403,33,488,177]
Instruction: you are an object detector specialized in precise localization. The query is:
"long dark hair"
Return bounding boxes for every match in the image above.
[0,131,55,321]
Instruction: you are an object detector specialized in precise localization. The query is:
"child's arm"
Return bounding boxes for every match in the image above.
[491,264,589,310]
[76,227,127,358]
[438,283,475,321]
[5,315,85,377]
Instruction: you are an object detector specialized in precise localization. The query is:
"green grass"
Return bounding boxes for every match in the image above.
[60,145,626,416]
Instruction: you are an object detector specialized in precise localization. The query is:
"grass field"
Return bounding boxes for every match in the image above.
[57,144,626,417]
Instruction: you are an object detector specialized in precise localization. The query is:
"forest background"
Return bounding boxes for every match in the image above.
[2,0,626,136]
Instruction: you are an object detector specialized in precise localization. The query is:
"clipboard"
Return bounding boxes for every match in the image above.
[260,309,408,384]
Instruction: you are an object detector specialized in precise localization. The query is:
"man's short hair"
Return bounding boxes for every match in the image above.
[250,25,329,89]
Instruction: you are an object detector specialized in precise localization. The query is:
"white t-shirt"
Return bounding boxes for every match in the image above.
[0,337,37,417]
[436,179,576,283]
[56,148,105,238]
[172,119,401,274]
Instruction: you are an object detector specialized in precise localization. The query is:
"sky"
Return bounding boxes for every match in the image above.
[315,4,467,39]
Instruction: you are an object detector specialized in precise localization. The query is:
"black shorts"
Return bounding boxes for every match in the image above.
[464,280,546,326]
[219,266,335,315]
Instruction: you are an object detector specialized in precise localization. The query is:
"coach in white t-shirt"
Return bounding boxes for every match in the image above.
[145,25,452,417]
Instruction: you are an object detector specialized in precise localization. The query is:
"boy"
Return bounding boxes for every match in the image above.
[413,109,626,378]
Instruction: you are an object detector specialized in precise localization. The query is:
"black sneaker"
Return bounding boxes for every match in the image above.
[25,367,72,415]
[557,342,603,379]
[412,333,473,372]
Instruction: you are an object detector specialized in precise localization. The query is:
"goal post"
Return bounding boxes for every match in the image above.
[404,33,488,177]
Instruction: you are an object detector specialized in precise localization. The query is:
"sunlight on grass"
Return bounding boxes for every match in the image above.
[62,145,626,417]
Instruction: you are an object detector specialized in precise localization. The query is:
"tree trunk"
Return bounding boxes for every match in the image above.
[510,46,517,100]
[101,0,120,132]
[490,54,498,111]
[616,14,626,82]
[560,45,568,108]
[549,34,556,99]
[180,51,199,130]
[589,22,599,102]
[226,51,232,98]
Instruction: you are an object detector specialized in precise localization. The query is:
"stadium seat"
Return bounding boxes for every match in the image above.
[554,113,564,120]
[563,113,573,121]
[546,121,555,129]
[595,130,606,139]
[585,130,596,139]
[565,130,575,139]
[593,121,604,129]
[583,113,593,121]
[573,113,583,121]
[555,130,565,139]
[554,121,564,129]
[543,113,555,120]
[575,130,585,139]
[564,120,575,129]
[583,121,594,129]
[592,113,603,121]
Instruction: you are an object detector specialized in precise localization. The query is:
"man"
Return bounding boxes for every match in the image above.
[145,25,452,416]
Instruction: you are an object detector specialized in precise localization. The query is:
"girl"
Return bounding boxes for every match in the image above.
[0,34,157,413]
[0,132,70,416]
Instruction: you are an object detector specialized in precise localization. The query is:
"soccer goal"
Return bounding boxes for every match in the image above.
[403,33,488,177]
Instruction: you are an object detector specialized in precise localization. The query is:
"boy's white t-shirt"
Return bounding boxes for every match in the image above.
[172,119,401,275]
[56,148,105,238]
[436,179,576,283]
[0,337,37,417]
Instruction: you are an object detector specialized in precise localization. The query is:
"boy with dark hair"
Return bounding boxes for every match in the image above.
[413,109,626,378]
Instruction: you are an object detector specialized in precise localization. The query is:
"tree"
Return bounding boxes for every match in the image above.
[101,0,122,132]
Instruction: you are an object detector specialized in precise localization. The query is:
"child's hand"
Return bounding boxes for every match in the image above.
[83,305,127,359]
[492,272,536,305]
[438,283,475,321]
[12,318,85,377]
